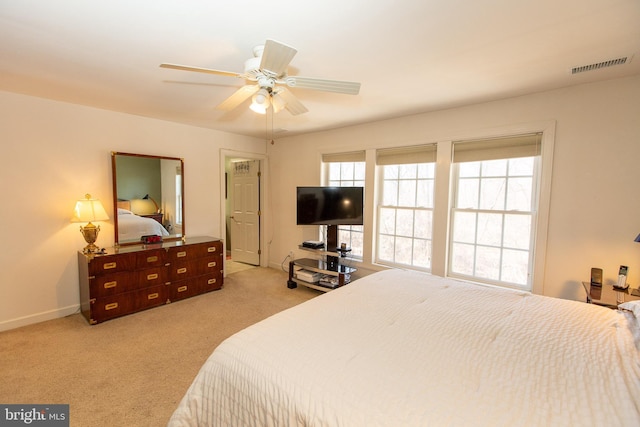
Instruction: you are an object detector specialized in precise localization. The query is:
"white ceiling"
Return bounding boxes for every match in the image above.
[1,0,639,139]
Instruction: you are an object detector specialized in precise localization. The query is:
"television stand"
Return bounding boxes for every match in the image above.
[287,256,356,292]
[288,226,356,292]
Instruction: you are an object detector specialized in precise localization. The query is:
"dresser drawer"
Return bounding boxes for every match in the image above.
[168,256,221,281]
[89,271,136,297]
[167,241,222,262]
[89,253,136,276]
[135,249,167,269]
[135,266,168,288]
[90,285,167,323]
[168,278,202,302]
[169,273,222,302]
[199,271,223,293]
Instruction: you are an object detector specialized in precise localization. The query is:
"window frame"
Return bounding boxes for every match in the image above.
[375,153,436,271]
[322,154,366,260]
[447,155,540,289]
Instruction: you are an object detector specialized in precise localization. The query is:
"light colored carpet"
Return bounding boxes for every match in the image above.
[225,259,257,275]
[0,267,319,426]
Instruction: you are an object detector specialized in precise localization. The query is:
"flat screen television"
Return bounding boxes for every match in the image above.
[296,186,364,226]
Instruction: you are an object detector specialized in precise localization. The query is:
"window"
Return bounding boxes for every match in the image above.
[449,133,542,289]
[175,168,183,225]
[322,152,365,259]
[376,145,436,270]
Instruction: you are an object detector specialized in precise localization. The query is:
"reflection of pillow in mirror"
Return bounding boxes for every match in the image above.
[129,199,157,215]
[117,208,133,215]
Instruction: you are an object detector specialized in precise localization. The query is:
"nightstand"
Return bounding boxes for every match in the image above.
[142,213,163,224]
[581,281,640,308]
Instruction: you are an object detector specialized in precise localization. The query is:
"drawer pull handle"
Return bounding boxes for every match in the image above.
[103,262,117,270]
[208,262,216,268]
[148,293,159,300]
[177,251,187,258]
[208,246,217,252]
[147,256,158,263]
[104,281,117,289]
[105,302,118,310]
[177,286,188,292]
[208,278,216,285]
[177,267,187,274]
[147,273,159,280]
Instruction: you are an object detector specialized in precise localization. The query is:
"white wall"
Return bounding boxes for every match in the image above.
[2,75,638,331]
[0,91,264,331]
[266,75,640,301]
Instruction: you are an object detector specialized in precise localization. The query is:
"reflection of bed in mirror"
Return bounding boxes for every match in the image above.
[116,205,169,241]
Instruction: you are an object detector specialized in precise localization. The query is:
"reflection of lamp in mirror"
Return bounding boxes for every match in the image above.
[72,194,109,253]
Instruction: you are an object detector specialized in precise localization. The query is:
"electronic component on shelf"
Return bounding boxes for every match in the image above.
[338,247,352,257]
[302,240,325,249]
[318,274,350,289]
[295,269,323,283]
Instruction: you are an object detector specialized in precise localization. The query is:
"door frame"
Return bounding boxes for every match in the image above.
[220,149,269,275]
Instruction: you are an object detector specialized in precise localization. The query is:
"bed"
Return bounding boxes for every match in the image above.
[116,208,169,241]
[168,269,640,426]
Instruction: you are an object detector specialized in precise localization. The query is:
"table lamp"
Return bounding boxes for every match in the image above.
[72,194,109,253]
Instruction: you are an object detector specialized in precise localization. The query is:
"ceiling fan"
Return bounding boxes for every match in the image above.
[160,39,361,115]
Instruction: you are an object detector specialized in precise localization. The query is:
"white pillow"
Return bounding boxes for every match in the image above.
[117,208,133,215]
[620,300,640,318]
[619,301,640,350]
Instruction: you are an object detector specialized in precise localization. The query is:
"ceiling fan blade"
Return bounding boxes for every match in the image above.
[285,76,360,95]
[160,63,241,78]
[215,85,260,111]
[276,88,308,116]
[259,40,297,78]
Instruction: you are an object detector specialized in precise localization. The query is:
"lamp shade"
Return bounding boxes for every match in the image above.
[71,194,109,223]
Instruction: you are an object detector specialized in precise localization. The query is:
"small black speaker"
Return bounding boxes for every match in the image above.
[590,267,603,286]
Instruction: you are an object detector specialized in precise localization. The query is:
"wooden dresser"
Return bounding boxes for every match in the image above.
[78,236,223,324]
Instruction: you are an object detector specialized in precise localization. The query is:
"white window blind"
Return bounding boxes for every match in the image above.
[453,133,542,163]
[322,151,366,163]
[376,144,437,165]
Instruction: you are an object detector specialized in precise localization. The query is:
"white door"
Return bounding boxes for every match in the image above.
[230,160,260,265]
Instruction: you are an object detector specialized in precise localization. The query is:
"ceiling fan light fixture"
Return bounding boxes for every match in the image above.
[249,102,268,114]
[250,88,270,114]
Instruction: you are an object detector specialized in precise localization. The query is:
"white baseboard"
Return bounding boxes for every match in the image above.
[0,304,80,332]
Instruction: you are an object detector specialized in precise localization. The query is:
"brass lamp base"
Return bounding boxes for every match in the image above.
[80,222,101,253]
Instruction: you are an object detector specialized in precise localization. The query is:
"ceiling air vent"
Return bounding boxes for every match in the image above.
[571,56,630,74]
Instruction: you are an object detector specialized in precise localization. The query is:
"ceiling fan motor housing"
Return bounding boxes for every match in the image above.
[244,56,262,77]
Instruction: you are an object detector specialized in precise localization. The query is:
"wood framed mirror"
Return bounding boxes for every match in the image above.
[111,152,184,246]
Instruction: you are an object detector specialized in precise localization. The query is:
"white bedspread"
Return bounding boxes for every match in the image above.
[117,210,169,242]
[168,269,640,426]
